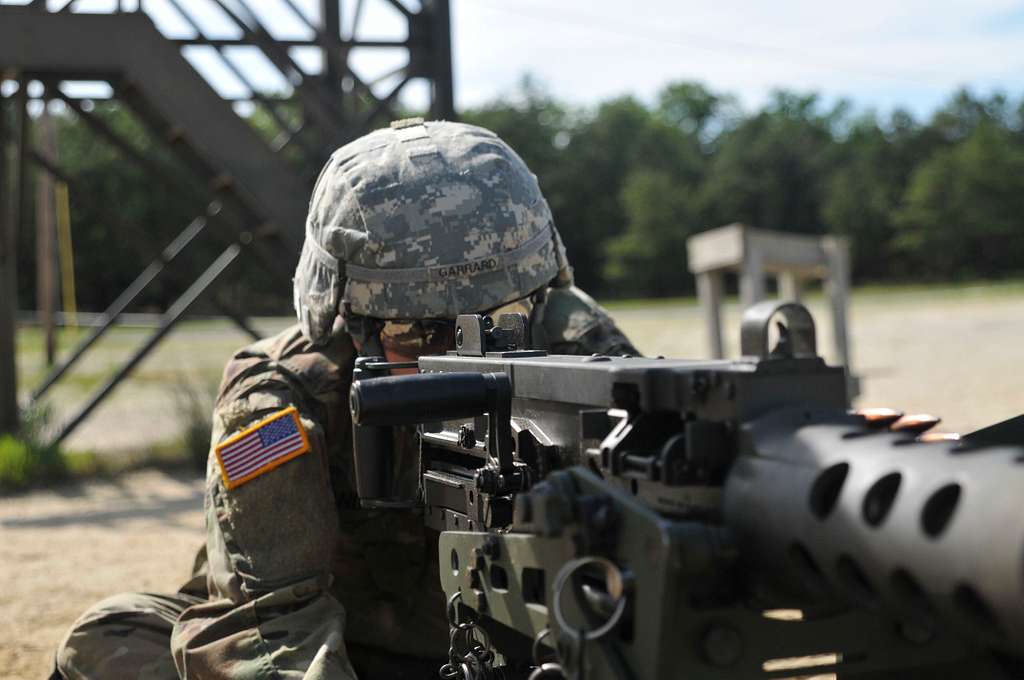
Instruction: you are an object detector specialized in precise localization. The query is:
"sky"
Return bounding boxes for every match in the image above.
[453,0,1024,118]
[11,0,1024,119]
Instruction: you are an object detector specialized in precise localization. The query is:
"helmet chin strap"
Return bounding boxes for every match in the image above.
[360,332,386,359]
[340,310,387,358]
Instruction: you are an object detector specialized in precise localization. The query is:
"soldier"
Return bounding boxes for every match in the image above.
[52,119,637,679]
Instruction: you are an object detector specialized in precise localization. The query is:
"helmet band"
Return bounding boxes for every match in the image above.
[341,222,554,284]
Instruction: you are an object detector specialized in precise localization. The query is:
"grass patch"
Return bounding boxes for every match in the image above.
[61,442,202,479]
[0,436,65,489]
[0,386,213,492]
[602,295,699,311]
[0,406,67,492]
[599,277,1024,311]
[3,435,209,492]
[174,380,215,473]
[850,278,1024,301]
[56,377,217,481]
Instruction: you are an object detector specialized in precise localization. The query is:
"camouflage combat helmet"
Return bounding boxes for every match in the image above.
[293,118,573,344]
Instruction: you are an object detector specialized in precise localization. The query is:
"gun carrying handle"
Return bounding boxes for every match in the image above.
[740,301,818,359]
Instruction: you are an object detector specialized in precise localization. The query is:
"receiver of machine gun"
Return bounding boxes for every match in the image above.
[349,302,1024,679]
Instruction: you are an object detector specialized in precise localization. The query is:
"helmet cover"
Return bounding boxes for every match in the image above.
[293,119,570,343]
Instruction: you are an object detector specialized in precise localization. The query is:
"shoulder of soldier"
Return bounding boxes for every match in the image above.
[215,325,356,432]
[533,285,640,357]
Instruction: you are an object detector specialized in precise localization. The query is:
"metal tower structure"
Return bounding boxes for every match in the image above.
[0,0,455,441]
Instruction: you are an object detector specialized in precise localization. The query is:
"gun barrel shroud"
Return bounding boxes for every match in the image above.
[725,406,1024,654]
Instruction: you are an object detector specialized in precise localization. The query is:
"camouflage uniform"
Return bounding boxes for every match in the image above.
[53,288,635,680]
[52,120,638,679]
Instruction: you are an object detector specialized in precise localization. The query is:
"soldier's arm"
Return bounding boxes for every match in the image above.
[169,346,357,679]
[535,285,640,356]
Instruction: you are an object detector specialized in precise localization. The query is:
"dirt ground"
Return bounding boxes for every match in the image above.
[4,284,1023,678]
[1,469,204,680]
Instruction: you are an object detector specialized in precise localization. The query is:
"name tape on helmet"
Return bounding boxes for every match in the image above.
[430,255,500,280]
[341,223,554,284]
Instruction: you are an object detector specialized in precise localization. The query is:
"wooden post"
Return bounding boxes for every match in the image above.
[778,271,802,302]
[696,271,725,359]
[0,77,28,435]
[824,236,852,367]
[36,109,58,366]
[739,247,765,309]
[0,82,14,434]
[689,225,856,393]
[320,0,342,87]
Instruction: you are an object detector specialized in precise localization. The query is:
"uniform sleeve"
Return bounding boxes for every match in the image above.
[170,356,357,679]
[535,285,640,357]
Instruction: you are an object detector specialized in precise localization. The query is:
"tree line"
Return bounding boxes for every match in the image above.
[463,80,1024,298]
[13,80,1024,312]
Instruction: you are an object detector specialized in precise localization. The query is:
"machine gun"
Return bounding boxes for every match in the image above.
[349,301,1024,679]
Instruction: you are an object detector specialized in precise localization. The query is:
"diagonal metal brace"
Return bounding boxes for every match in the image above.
[51,242,243,445]
[31,214,210,401]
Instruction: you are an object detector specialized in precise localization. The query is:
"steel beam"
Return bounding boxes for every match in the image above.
[207,0,348,148]
[169,38,413,48]
[0,80,23,434]
[212,294,262,343]
[27,148,74,185]
[382,0,413,19]
[52,86,198,196]
[359,74,411,129]
[319,0,343,86]
[0,1,456,440]
[163,0,318,161]
[35,111,59,366]
[0,10,310,247]
[425,0,455,120]
[31,215,209,401]
[53,243,243,444]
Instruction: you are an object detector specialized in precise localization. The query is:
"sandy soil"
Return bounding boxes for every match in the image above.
[0,469,204,680]
[4,287,1023,678]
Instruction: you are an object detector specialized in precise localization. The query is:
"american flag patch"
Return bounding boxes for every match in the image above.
[214,407,310,489]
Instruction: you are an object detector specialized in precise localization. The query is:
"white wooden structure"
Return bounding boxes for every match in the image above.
[686,223,853,372]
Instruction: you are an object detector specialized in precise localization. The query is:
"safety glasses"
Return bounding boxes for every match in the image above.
[347,295,536,357]
[378,319,457,356]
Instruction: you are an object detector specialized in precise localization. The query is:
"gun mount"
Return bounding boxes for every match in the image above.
[350,301,1024,679]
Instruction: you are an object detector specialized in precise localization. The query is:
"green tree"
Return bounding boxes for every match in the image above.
[26,78,1024,307]
[698,91,842,235]
[927,89,1013,143]
[550,96,660,292]
[562,87,721,295]
[822,112,913,279]
[460,76,573,183]
[602,169,696,297]
[52,103,204,310]
[599,83,735,297]
[895,122,1024,279]
[655,81,739,151]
